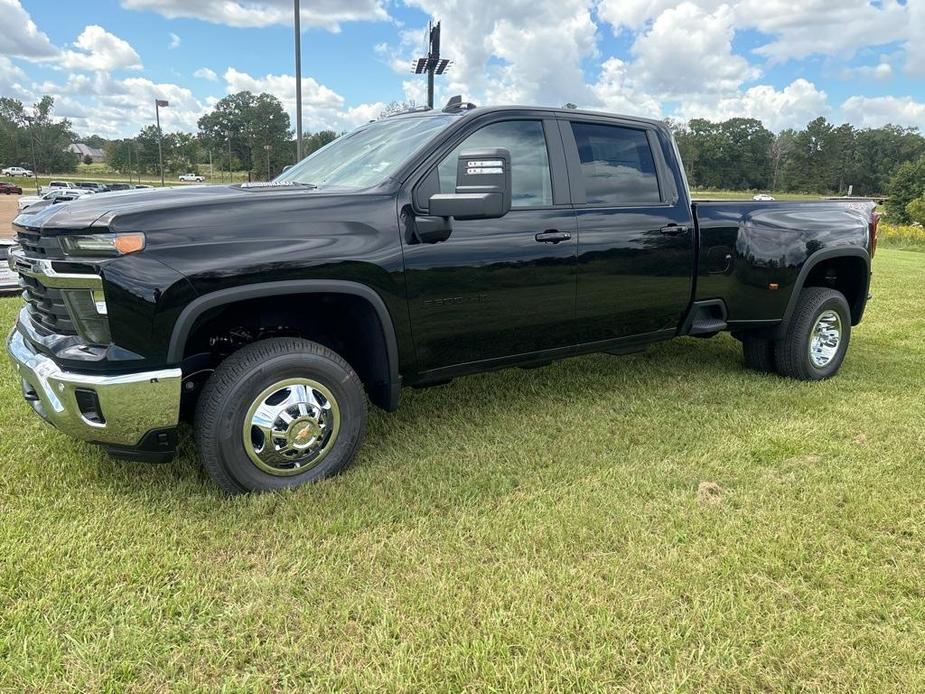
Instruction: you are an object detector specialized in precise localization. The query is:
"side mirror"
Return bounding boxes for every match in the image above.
[282,164,294,173]
[429,147,511,220]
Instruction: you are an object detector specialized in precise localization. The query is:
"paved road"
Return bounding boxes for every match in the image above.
[1,195,17,239]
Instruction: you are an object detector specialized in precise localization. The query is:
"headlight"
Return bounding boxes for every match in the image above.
[60,233,145,257]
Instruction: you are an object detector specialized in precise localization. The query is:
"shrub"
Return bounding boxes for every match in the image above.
[885,156,925,224]
[906,196,925,226]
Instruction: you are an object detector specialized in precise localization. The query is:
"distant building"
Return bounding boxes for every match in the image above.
[68,143,105,163]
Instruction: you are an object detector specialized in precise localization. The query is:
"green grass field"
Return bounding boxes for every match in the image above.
[1,251,924,690]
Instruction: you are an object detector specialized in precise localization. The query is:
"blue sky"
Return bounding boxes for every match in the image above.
[2,0,923,137]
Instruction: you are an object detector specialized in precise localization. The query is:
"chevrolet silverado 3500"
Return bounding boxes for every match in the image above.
[6,101,878,493]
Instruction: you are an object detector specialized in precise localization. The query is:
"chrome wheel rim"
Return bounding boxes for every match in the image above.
[242,378,340,476]
[808,309,842,368]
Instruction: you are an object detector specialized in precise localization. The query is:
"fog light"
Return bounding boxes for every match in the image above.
[75,388,105,424]
[61,290,112,344]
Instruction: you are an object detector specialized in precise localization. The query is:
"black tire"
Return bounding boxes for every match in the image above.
[774,287,851,381]
[194,337,367,494]
[742,335,776,373]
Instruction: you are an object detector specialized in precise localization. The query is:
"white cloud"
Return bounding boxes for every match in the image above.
[630,3,760,97]
[168,32,181,49]
[223,68,383,131]
[841,62,893,82]
[396,0,599,108]
[675,79,830,132]
[194,67,218,81]
[589,58,661,118]
[0,55,33,101]
[841,95,925,130]
[905,0,925,76]
[597,0,917,66]
[40,72,208,137]
[61,25,142,71]
[0,0,58,59]
[120,0,388,31]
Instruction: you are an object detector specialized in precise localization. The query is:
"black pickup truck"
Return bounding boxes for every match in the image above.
[6,101,878,493]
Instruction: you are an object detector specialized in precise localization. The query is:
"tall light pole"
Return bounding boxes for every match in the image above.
[264,144,272,180]
[226,131,232,183]
[294,0,303,161]
[155,98,169,187]
[412,21,450,109]
[24,116,39,195]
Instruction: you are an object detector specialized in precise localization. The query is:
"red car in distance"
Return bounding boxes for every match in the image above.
[0,182,22,194]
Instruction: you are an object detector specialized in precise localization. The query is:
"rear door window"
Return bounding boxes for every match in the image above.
[569,122,662,205]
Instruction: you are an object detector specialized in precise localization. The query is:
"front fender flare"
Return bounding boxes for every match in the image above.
[166,280,402,410]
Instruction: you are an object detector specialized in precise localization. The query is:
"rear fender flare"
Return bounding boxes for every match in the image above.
[775,247,870,338]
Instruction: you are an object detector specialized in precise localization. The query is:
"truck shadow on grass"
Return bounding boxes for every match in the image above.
[81,333,764,504]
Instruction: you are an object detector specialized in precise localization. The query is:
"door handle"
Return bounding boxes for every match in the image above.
[535,230,572,244]
[659,224,688,236]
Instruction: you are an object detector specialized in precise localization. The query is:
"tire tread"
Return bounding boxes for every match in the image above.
[194,337,367,494]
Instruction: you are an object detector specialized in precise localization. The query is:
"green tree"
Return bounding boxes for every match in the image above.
[847,125,925,195]
[885,156,925,224]
[907,196,925,226]
[0,96,77,173]
[26,96,79,173]
[81,134,109,150]
[198,91,291,178]
[780,117,846,193]
[302,130,338,157]
[170,132,200,173]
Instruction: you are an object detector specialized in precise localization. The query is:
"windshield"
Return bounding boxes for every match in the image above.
[276,114,457,189]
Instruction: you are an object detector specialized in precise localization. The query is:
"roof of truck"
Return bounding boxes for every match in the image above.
[386,103,666,130]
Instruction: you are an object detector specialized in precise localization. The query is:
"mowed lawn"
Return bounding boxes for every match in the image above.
[1,249,923,691]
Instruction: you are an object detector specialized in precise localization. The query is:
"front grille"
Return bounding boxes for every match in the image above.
[14,229,64,259]
[20,274,78,335]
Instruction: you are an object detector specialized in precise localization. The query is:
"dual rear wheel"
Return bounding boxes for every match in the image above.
[742,287,851,380]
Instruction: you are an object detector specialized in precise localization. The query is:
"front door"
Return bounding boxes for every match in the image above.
[403,118,577,372]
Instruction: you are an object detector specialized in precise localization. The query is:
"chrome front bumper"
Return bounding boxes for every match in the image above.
[7,327,182,447]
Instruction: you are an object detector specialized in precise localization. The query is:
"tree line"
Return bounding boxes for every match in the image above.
[2,94,924,222]
[107,92,338,180]
[669,116,924,198]
[1,93,338,180]
[0,96,80,173]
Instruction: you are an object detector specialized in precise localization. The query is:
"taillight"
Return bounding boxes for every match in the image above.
[869,211,880,258]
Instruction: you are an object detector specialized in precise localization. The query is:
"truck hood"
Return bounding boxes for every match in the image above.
[12,183,322,234]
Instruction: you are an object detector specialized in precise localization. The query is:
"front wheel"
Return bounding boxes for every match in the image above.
[775,287,851,380]
[194,337,367,493]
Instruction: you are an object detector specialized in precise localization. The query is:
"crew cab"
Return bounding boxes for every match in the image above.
[178,173,205,182]
[5,102,878,493]
[2,166,33,177]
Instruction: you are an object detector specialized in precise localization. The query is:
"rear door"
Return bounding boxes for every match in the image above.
[403,116,577,372]
[561,118,695,342]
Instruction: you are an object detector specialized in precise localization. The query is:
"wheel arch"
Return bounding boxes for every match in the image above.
[775,247,870,338]
[167,280,402,411]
